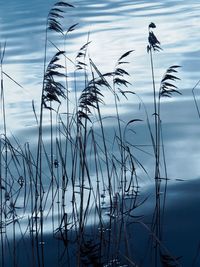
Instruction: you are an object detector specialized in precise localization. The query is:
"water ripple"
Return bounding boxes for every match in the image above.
[0,0,200,181]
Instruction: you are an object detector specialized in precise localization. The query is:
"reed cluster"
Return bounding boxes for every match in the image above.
[0,2,183,267]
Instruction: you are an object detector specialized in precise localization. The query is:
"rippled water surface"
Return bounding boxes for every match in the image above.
[1,0,200,179]
[1,1,200,266]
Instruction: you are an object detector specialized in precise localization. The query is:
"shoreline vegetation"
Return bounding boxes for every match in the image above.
[0,1,199,266]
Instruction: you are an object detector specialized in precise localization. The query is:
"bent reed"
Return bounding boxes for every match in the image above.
[0,2,184,267]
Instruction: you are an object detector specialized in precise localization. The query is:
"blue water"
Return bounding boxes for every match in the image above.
[1,1,200,266]
[0,0,200,180]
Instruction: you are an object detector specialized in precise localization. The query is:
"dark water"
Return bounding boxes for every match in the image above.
[3,179,200,266]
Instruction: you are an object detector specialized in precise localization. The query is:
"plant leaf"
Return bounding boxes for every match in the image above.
[66,23,79,33]
[55,2,74,8]
[118,50,134,62]
[149,22,156,28]
[126,119,143,127]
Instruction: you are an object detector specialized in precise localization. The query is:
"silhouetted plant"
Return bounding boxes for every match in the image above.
[80,239,102,266]
[42,51,66,109]
[47,1,74,34]
[147,22,162,53]
[160,253,182,267]
[159,65,181,98]
[146,22,181,267]
[0,4,186,266]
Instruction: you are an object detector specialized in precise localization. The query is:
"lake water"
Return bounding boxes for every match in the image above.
[1,0,200,180]
[1,0,200,266]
